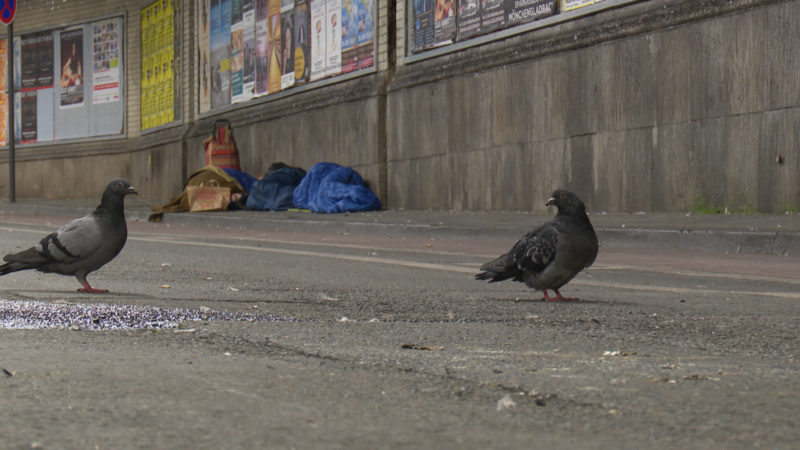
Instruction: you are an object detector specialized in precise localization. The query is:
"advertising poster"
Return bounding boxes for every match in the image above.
[480,0,506,35]
[456,0,479,41]
[59,28,84,108]
[412,0,434,53]
[309,0,326,81]
[255,0,270,95]
[340,0,357,73]
[559,0,593,11]
[355,0,373,69]
[198,0,212,113]
[231,0,244,103]
[242,0,256,101]
[292,0,310,85]
[20,92,38,143]
[92,19,121,104]
[505,0,556,27]
[280,0,295,89]
[325,0,341,77]
[435,0,456,45]
[267,0,282,94]
[20,32,54,91]
[211,0,232,109]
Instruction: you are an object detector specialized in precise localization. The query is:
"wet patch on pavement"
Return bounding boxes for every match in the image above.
[0,299,298,330]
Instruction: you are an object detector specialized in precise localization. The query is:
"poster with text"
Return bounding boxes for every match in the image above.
[435,0,456,44]
[280,0,296,89]
[20,32,54,91]
[325,0,341,77]
[198,0,212,112]
[456,0,479,41]
[242,0,256,101]
[309,0,326,81]
[412,0,435,53]
[292,0,310,85]
[255,0,270,95]
[59,28,84,108]
[19,91,38,143]
[480,0,506,35]
[92,19,121,104]
[559,0,593,11]
[231,0,245,103]
[340,0,357,73]
[355,0,373,69]
[211,0,232,109]
[505,0,556,27]
[267,0,282,94]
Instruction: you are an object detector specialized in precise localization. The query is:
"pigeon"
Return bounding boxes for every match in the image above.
[0,179,138,293]
[475,189,598,302]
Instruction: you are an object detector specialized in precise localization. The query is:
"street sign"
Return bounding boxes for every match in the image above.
[0,0,15,25]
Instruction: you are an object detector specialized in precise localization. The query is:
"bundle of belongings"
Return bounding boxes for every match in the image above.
[148,165,245,222]
[293,162,382,213]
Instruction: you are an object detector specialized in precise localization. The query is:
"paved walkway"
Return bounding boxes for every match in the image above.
[1,198,799,256]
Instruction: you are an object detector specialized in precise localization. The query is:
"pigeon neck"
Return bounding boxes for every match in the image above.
[97,193,126,218]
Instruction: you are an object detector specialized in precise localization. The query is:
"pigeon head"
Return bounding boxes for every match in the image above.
[546,189,587,216]
[98,178,137,212]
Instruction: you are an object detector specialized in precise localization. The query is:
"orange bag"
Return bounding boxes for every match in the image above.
[185,180,232,212]
[203,119,241,170]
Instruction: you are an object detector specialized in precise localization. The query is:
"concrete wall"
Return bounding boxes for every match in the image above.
[388,0,800,212]
[1,0,798,213]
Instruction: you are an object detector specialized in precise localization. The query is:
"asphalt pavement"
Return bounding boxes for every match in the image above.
[1,197,799,255]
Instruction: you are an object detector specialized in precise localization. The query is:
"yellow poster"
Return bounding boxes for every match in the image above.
[559,0,593,11]
[141,0,175,129]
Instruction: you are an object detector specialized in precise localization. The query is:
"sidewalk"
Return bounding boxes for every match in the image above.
[1,197,799,256]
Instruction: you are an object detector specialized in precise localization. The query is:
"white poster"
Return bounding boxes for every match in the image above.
[92,19,121,104]
[309,0,326,81]
[325,0,341,77]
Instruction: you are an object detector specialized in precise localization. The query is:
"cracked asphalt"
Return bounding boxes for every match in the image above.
[0,216,798,449]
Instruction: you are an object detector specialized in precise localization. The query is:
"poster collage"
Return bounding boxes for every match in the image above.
[0,17,123,145]
[197,0,375,114]
[412,0,602,53]
[141,0,178,130]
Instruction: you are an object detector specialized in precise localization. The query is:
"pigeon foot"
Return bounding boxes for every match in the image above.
[78,283,108,293]
[542,289,579,302]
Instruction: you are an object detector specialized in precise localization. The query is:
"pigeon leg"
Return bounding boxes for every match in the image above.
[76,274,108,293]
[553,289,578,301]
[542,290,561,302]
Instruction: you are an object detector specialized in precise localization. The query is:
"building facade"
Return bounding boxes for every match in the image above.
[0,0,797,213]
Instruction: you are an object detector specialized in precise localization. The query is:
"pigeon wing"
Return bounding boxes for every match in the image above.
[514,224,559,275]
[4,216,105,266]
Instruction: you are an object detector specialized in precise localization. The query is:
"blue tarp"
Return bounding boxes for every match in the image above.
[292,162,382,213]
[245,167,307,211]
[223,168,258,194]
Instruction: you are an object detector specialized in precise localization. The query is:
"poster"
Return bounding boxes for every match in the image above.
[559,0,593,11]
[505,0,556,27]
[325,0,341,77]
[412,0,435,53]
[456,0,479,41]
[59,28,84,108]
[435,0,456,44]
[280,0,295,89]
[480,0,506,35]
[309,0,326,81]
[242,0,256,100]
[20,32,54,91]
[211,0,232,109]
[340,0,357,73]
[355,0,373,69]
[292,0,310,85]
[19,92,38,143]
[255,0,270,95]
[92,19,121,104]
[141,1,175,128]
[198,0,212,113]
[231,0,244,103]
[267,0,282,93]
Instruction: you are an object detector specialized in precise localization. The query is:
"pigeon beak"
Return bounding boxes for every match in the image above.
[546,197,555,207]
[128,186,138,195]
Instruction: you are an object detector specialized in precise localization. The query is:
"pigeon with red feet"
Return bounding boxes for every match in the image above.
[475,189,598,302]
[0,178,137,293]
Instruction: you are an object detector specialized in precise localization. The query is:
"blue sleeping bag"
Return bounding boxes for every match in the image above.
[292,162,382,213]
[245,167,307,211]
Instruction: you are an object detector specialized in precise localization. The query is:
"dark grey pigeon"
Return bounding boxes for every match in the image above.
[0,179,137,293]
[476,189,598,302]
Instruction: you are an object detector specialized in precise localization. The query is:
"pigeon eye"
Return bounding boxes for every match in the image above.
[559,192,566,199]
